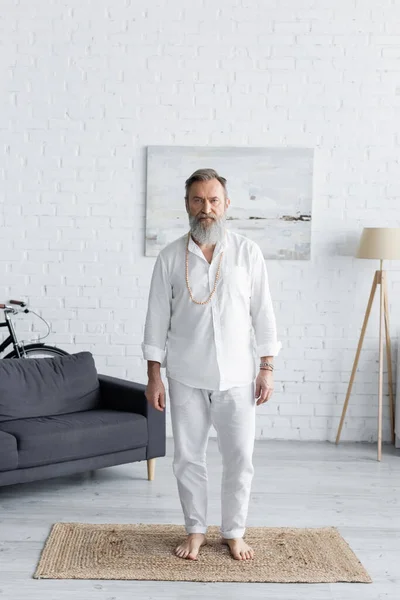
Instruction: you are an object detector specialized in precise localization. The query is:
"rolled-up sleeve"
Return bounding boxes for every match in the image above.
[250,244,282,357]
[142,253,172,368]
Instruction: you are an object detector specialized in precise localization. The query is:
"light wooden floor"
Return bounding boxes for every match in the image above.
[0,439,399,600]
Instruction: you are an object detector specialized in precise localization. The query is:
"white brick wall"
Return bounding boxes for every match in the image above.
[1,0,400,443]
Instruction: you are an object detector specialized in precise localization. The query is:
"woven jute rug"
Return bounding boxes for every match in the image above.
[33,523,371,583]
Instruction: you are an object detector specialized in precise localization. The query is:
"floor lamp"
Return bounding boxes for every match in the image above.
[336,227,400,461]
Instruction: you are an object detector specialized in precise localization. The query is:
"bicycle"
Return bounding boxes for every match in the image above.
[0,299,69,359]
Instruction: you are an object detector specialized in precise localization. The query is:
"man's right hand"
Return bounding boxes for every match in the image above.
[145,377,166,412]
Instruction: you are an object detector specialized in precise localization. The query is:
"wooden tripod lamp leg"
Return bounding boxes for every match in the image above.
[382,272,395,444]
[377,271,385,462]
[336,272,378,444]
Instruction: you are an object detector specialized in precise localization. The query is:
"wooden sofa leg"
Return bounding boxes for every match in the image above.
[147,458,156,481]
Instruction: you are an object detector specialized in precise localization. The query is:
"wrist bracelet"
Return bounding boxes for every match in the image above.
[260,361,274,370]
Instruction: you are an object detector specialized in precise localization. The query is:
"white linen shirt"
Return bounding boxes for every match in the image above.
[142,229,281,391]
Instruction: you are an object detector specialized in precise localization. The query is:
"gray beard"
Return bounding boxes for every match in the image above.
[188,213,227,245]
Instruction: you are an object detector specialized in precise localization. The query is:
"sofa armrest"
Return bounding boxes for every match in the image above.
[98,374,165,460]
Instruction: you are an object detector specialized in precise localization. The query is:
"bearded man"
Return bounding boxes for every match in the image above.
[142,168,281,561]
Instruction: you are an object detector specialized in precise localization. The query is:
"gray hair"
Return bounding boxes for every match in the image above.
[184,168,228,204]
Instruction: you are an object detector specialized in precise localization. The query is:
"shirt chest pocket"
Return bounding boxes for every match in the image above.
[222,266,251,298]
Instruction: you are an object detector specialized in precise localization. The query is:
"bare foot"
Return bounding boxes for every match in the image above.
[222,538,254,560]
[175,533,206,560]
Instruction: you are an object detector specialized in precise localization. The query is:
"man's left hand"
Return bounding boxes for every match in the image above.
[255,370,274,406]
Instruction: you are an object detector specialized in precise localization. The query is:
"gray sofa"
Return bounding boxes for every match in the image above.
[0,351,165,487]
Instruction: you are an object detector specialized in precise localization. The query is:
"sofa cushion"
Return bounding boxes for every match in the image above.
[0,431,18,472]
[0,352,100,422]
[0,410,148,469]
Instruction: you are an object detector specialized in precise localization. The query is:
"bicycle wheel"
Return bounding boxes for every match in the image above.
[4,344,70,359]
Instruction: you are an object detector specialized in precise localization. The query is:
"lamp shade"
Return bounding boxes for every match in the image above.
[356,227,400,260]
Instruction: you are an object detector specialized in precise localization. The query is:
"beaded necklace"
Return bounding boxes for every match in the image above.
[185,231,224,305]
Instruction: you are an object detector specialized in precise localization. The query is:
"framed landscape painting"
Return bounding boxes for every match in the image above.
[145,146,313,260]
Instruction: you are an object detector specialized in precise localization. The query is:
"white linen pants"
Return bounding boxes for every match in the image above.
[167,377,256,539]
